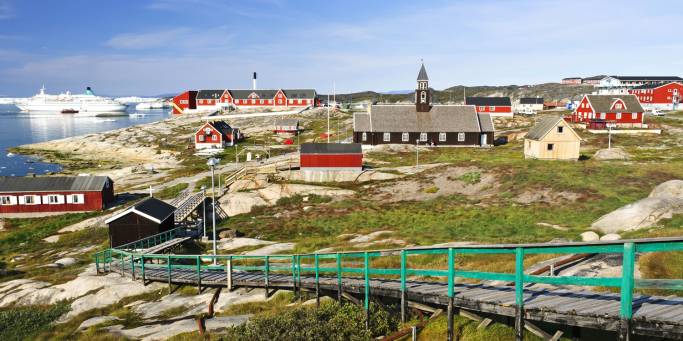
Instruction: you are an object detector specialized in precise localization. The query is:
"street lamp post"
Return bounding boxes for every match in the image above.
[200,186,206,238]
[415,139,419,169]
[207,157,220,265]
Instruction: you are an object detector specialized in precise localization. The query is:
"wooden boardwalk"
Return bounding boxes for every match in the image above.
[108,262,683,339]
[140,237,192,254]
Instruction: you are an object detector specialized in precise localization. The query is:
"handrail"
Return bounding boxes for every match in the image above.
[94,236,683,340]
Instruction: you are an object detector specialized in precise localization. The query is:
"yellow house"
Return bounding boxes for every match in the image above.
[524,116,580,160]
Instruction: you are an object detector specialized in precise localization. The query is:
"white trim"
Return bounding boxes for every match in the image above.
[105,207,164,224]
[0,195,15,205]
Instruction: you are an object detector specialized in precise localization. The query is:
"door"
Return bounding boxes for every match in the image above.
[480,134,488,146]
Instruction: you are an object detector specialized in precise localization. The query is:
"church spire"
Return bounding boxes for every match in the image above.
[416,61,431,112]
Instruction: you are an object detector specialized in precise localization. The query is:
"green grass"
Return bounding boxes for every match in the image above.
[418,314,551,341]
[156,183,189,200]
[0,301,71,341]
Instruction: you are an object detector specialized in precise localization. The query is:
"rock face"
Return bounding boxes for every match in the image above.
[592,180,683,234]
[78,316,122,331]
[106,315,251,341]
[282,170,399,183]
[219,183,354,217]
[580,231,600,242]
[593,148,630,160]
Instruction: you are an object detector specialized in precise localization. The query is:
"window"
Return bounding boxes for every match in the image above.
[0,196,13,205]
[457,132,465,142]
[47,195,61,204]
[402,132,409,142]
[489,106,495,111]
[632,112,638,119]
[212,134,218,141]
[68,194,84,204]
[383,132,391,142]
[479,106,485,111]
[260,99,264,104]
[600,113,606,119]
[198,135,205,142]
[615,103,623,109]
[616,113,622,120]
[180,100,188,104]
[420,133,427,142]
[439,132,446,142]
[557,126,564,133]
[420,92,426,103]
[24,195,37,204]
[547,143,554,151]
[361,132,367,141]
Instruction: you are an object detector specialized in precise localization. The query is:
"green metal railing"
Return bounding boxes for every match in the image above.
[94,237,683,340]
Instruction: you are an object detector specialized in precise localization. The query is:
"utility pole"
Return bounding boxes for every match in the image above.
[327,93,330,143]
[415,139,419,169]
[207,158,219,265]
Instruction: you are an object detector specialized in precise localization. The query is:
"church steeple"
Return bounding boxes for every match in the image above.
[416,61,431,112]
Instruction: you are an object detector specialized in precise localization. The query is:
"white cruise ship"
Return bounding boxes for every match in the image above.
[16,87,128,114]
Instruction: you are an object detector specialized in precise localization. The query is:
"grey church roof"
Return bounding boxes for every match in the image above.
[417,64,429,81]
[196,90,225,100]
[466,97,512,106]
[300,143,362,154]
[519,97,544,105]
[353,105,494,133]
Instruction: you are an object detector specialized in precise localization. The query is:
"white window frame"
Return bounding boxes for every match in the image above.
[632,112,638,119]
[489,106,495,111]
[439,132,446,142]
[401,132,409,142]
[198,135,205,142]
[616,112,622,120]
[457,132,465,142]
[383,132,391,142]
[47,195,61,204]
[479,106,485,111]
[419,133,428,142]
[0,195,14,205]
[420,92,426,103]
[67,194,85,204]
[362,132,367,141]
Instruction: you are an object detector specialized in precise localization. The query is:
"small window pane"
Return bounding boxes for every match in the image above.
[420,133,427,141]
[439,133,446,142]
[383,132,391,142]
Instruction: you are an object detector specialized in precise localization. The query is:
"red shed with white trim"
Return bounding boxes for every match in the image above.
[0,175,114,214]
[172,91,197,115]
[300,143,363,172]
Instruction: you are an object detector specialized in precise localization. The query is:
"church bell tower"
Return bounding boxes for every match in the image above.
[416,62,431,112]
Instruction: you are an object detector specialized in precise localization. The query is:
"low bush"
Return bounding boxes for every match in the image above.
[221,301,398,341]
[457,171,481,185]
[0,301,71,341]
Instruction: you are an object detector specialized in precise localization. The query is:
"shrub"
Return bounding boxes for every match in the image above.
[221,301,398,341]
[423,186,439,194]
[457,171,481,185]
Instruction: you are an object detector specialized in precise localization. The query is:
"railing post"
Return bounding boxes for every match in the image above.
[514,247,525,341]
[167,255,172,293]
[227,256,233,291]
[297,255,302,298]
[291,255,297,296]
[620,242,636,341]
[447,248,455,341]
[120,254,124,277]
[131,255,135,280]
[401,250,407,323]
[315,253,320,307]
[196,255,201,294]
[337,253,342,302]
[95,253,100,274]
[140,255,146,286]
[265,256,270,299]
[364,251,370,330]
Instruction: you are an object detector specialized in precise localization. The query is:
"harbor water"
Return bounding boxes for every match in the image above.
[0,104,172,176]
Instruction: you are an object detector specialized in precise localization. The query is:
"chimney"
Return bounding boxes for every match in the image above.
[252,72,257,90]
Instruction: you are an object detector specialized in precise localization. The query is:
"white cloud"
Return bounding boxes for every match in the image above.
[105,28,191,49]
[104,27,234,51]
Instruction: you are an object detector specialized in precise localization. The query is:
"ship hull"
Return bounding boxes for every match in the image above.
[16,102,127,113]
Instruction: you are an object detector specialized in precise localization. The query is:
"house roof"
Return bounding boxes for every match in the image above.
[273,118,299,127]
[613,76,683,81]
[0,176,112,193]
[526,116,565,141]
[417,63,429,81]
[301,143,362,155]
[354,105,494,133]
[583,75,607,81]
[585,94,644,113]
[519,97,544,105]
[282,89,316,99]
[199,121,234,137]
[465,97,512,106]
[105,197,175,225]
[229,90,279,100]
[631,82,682,90]
[562,77,582,80]
[196,89,225,100]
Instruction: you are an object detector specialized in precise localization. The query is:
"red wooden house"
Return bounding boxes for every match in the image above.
[300,143,363,172]
[466,97,513,117]
[196,90,228,111]
[194,121,241,150]
[571,94,645,128]
[172,91,197,115]
[628,82,682,111]
[0,176,114,214]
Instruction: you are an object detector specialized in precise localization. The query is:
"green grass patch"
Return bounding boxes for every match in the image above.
[156,183,189,200]
[0,302,71,341]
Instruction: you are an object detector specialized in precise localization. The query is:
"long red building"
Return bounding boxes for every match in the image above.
[300,143,363,172]
[172,88,317,115]
[571,94,645,128]
[628,82,682,111]
[465,97,513,117]
[0,176,114,214]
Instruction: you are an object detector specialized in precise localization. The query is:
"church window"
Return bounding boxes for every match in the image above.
[420,92,426,103]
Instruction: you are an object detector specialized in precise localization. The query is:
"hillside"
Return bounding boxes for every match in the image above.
[324,83,593,105]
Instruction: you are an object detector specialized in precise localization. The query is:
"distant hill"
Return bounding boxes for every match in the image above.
[328,83,593,104]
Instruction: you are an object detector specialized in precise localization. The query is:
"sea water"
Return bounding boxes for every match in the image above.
[0,104,172,176]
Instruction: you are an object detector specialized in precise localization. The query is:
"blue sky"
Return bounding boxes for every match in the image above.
[0,0,682,96]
